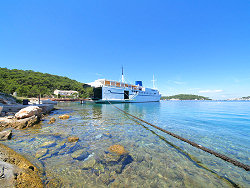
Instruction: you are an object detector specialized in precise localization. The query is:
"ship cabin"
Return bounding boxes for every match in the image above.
[89,79,145,91]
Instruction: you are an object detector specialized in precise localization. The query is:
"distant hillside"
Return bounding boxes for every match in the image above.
[161,94,211,100]
[241,96,250,100]
[0,68,93,98]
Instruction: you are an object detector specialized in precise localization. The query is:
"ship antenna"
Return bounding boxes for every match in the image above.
[152,74,156,89]
[121,66,125,83]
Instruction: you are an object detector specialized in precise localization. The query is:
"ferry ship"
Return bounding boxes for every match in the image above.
[88,70,161,103]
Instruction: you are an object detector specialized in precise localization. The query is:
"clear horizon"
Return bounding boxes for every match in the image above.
[1,1,249,100]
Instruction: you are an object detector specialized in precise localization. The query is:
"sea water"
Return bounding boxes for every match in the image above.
[3,101,250,187]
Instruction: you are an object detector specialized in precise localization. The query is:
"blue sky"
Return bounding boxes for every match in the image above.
[0,0,249,99]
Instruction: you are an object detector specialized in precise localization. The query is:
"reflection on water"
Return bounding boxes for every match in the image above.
[2,101,250,187]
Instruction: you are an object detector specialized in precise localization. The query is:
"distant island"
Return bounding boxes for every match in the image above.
[242,96,250,100]
[227,96,250,101]
[0,68,93,98]
[161,94,211,100]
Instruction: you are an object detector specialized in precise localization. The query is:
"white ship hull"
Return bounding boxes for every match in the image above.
[89,78,161,103]
[93,85,161,103]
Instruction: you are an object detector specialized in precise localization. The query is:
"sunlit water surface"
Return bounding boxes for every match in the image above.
[3,101,250,187]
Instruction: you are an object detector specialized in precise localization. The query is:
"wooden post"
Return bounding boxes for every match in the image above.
[38,94,41,104]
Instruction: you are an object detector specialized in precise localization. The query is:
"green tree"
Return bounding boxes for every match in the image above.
[0,67,94,98]
[29,85,40,97]
[16,86,30,97]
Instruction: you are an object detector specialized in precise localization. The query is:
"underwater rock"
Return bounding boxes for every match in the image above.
[57,141,77,155]
[48,117,56,124]
[56,140,66,148]
[68,136,79,142]
[15,106,42,119]
[81,157,96,169]
[100,152,134,175]
[59,114,70,120]
[95,134,102,139]
[103,153,121,164]
[109,144,127,155]
[0,129,12,141]
[40,141,56,148]
[103,133,112,138]
[93,163,105,173]
[35,148,49,158]
[71,149,89,160]
[134,155,145,163]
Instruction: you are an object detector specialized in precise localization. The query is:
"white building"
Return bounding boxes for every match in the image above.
[54,90,79,97]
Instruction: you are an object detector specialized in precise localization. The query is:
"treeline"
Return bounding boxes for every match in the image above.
[0,68,93,98]
[161,94,211,100]
[242,96,250,99]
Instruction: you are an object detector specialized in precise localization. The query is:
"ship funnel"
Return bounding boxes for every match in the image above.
[135,81,142,86]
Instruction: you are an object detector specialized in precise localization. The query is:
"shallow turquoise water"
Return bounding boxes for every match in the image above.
[3,101,250,187]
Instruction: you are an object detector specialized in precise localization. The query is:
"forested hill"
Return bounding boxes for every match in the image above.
[242,96,250,99]
[161,94,211,100]
[0,68,92,98]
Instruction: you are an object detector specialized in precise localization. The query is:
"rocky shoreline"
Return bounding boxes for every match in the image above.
[0,105,55,187]
[0,143,43,188]
[0,106,42,131]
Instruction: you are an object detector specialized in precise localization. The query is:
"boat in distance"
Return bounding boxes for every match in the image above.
[88,78,161,103]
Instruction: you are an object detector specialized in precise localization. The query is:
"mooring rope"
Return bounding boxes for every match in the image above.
[108,101,250,171]
[123,114,239,187]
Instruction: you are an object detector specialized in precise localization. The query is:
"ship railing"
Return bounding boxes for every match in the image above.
[104,80,140,90]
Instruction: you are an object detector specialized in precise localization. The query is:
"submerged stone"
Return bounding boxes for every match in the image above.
[95,134,102,139]
[94,163,105,173]
[35,148,49,158]
[68,136,79,142]
[59,114,70,120]
[103,133,112,138]
[56,140,66,148]
[109,144,127,155]
[48,117,56,124]
[81,157,96,169]
[71,149,89,160]
[41,141,56,148]
[103,153,121,163]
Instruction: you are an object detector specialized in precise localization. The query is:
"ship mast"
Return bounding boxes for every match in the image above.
[152,74,156,89]
[121,66,125,83]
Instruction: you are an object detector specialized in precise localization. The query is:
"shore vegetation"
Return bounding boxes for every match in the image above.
[241,96,250,100]
[0,68,93,98]
[161,94,211,100]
